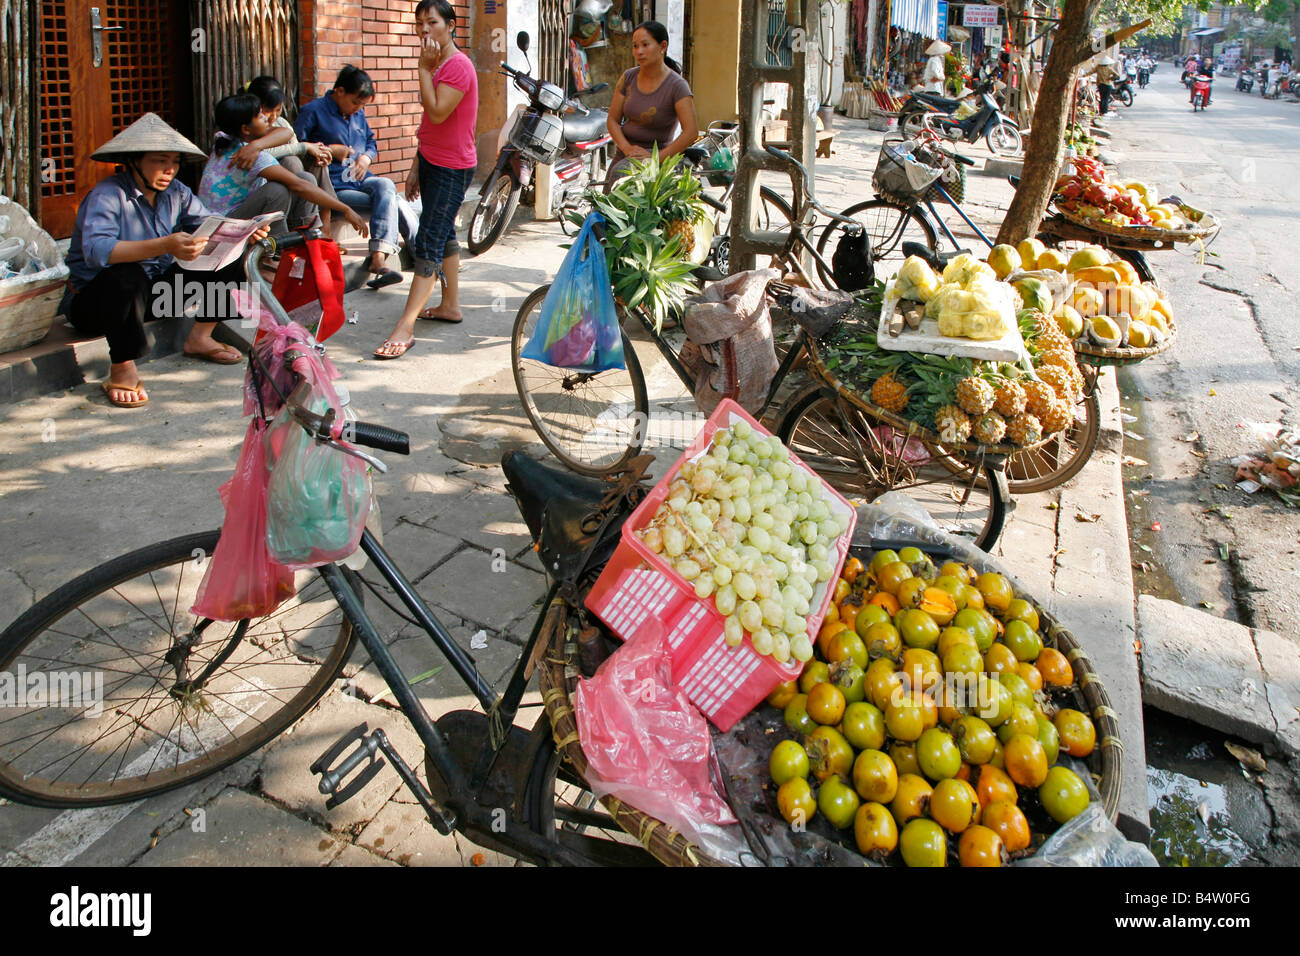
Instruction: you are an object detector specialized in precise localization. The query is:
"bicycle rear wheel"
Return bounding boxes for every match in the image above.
[815,198,937,286]
[777,388,1007,551]
[511,283,650,476]
[0,531,355,807]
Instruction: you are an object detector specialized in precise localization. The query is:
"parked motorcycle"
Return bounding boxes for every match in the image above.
[917,87,1022,156]
[1236,67,1255,92]
[1191,73,1213,111]
[467,32,612,255]
[1113,75,1135,107]
[1262,69,1283,99]
[898,80,997,136]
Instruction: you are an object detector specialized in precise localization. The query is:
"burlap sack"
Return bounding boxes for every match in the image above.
[679,269,781,416]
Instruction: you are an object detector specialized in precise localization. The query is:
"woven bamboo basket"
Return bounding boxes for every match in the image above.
[1057,204,1219,244]
[805,334,1055,458]
[535,543,1123,866]
[1073,316,1178,367]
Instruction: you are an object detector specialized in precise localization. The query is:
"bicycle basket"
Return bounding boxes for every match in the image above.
[913,143,966,205]
[872,142,943,205]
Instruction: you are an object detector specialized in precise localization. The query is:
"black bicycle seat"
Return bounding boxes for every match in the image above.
[902,242,971,270]
[683,145,709,166]
[502,451,607,542]
[691,263,725,283]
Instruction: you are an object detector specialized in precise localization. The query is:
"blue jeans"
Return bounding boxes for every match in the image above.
[335,175,418,257]
[409,158,474,278]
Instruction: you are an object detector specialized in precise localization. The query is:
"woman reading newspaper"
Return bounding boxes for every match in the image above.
[63,114,282,408]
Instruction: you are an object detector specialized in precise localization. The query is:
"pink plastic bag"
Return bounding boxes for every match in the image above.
[191,418,297,622]
[574,628,738,847]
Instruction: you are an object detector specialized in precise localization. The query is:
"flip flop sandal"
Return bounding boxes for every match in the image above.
[183,344,244,365]
[373,339,416,360]
[366,268,403,290]
[418,308,463,323]
[101,380,148,408]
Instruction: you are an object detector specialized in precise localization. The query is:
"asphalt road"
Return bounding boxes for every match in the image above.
[1101,70,1300,639]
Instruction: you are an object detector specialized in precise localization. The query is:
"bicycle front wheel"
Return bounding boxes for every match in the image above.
[777,389,1007,551]
[511,284,649,476]
[816,198,937,285]
[0,531,355,807]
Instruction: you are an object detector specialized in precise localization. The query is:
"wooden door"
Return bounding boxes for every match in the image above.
[39,1,185,238]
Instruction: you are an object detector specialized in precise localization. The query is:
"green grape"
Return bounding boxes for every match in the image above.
[717,548,741,570]
[693,576,715,599]
[771,633,791,663]
[712,564,733,587]
[770,522,792,546]
[751,628,775,656]
[690,514,713,537]
[733,572,757,602]
[738,600,763,633]
[799,522,819,545]
[715,584,737,617]
[753,512,775,531]
[732,497,752,524]
[791,635,815,663]
[748,526,772,553]
[730,476,751,498]
[663,528,685,557]
[676,558,701,581]
[724,615,744,647]
[733,421,753,440]
[760,598,785,628]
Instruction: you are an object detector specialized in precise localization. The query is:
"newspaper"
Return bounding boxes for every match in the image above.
[177,212,282,272]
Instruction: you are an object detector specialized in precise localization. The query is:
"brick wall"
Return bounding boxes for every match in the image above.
[302,0,472,182]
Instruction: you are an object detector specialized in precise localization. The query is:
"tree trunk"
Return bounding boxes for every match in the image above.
[995,0,1103,246]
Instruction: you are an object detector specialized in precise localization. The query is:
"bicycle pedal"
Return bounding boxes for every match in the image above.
[310,722,386,810]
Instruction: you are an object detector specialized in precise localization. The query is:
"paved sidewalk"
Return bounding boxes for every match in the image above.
[0,116,1147,864]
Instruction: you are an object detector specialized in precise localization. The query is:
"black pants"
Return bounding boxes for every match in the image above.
[68,260,246,364]
[1098,84,1113,114]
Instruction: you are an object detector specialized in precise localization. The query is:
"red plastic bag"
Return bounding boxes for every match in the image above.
[270,236,346,343]
[191,418,297,621]
[574,628,739,848]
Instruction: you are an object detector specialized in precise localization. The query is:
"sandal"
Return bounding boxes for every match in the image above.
[183,344,243,365]
[373,339,416,360]
[101,380,148,408]
[366,268,403,290]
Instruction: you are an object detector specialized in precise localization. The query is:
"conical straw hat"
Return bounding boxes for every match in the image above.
[926,40,951,56]
[91,113,208,164]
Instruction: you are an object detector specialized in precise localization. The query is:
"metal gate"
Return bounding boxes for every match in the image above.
[189,0,298,150]
[538,0,568,91]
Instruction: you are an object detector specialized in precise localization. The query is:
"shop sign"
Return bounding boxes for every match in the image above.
[986,25,1003,49]
[937,1,948,39]
[963,5,1000,27]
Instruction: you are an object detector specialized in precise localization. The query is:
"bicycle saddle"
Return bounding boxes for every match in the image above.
[683,145,709,166]
[902,242,972,271]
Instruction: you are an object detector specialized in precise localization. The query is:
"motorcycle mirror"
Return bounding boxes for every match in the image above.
[516,31,530,53]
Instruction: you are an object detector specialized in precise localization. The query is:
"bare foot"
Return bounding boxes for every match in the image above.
[418,306,463,322]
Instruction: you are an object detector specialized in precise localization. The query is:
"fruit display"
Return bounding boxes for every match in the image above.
[816,283,1075,449]
[761,547,1103,866]
[1053,156,1215,235]
[635,419,853,665]
[996,240,1175,352]
[890,254,1014,342]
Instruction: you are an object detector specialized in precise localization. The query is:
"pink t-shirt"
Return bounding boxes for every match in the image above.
[417,51,479,170]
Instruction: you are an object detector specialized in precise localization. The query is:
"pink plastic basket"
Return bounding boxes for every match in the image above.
[586,400,857,731]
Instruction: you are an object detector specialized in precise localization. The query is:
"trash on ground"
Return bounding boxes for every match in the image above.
[1224,742,1267,773]
[1230,422,1300,505]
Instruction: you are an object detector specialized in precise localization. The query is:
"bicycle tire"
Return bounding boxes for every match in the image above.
[511,283,650,477]
[467,172,522,256]
[776,388,1007,551]
[0,531,356,808]
[815,198,938,286]
[520,712,661,866]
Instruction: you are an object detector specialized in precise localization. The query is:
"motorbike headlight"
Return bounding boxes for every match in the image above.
[537,83,565,111]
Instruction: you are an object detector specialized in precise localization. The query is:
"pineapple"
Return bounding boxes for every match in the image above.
[975,411,1007,445]
[935,404,972,444]
[1023,380,1057,421]
[871,372,910,413]
[1008,412,1044,446]
[1039,398,1073,435]
[955,377,995,416]
[665,216,700,256]
[1036,365,1075,403]
[993,380,1026,418]
[1034,313,1073,354]
[1040,348,1086,396]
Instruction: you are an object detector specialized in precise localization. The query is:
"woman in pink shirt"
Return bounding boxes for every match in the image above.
[376,0,479,359]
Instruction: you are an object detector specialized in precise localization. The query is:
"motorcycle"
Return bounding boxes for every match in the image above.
[1262,70,1283,99]
[917,87,1022,156]
[898,80,996,136]
[1114,75,1135,107]
[467,32,612,255]
[1191,73,1213,111]
[1137,65,1150,88]
[1236,67,1255,92]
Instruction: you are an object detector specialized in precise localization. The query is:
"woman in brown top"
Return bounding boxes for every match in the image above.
[604,21,698,189]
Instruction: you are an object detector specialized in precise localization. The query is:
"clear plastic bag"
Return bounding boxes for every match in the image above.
[574,627,747,863]
[264,389,371,570]
[191,418,297,622]
[521,212,625,373]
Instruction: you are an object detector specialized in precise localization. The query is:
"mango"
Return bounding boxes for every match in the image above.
[1072,265,1125,287]
[987,244,1023,280]
[1152,297,1173,322]
[1090,315,1122,346]
[1017,238,1047,271]
[1066,246,1110,273]
[1053,304,1085,338]
[1147,312,1169,336]
[1110,260,1140,285]
[1127,321,1155,349]
[1013,277,1053,314]
[1036,249,1068,273]
[1068,286,1104,318]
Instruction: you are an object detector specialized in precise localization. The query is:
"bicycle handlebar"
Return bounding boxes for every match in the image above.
[763,144,863,232]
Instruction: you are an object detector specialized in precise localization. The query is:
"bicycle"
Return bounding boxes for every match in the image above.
[511,145,1011,550]
[0,232,668,866]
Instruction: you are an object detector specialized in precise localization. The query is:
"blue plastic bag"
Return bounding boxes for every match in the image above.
[521,212,625,372]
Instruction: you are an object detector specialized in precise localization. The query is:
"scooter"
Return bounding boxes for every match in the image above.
[918,88,1022,156]
[1191,74,1213,111]
[898,80,997,136]
[1114,75,1135,107]
[1262,70,1283,99]
[466,32,612,255]
[1137,65,1150,88]
[1236,67,1255,92]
